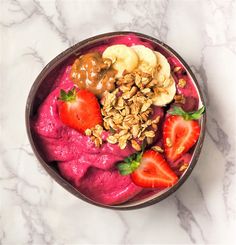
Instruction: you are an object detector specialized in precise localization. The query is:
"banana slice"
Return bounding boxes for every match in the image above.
[102,44,139,77]
[154,51,171,86]
[153,76,176,106]
[131,45,157,74]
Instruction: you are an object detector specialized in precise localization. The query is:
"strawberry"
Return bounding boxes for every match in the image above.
[58,87,102,133]
[163,106,205,162]
[117,149,178,188]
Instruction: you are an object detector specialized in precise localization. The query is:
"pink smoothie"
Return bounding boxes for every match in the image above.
[32,34,199,205]
[32,65,142,204]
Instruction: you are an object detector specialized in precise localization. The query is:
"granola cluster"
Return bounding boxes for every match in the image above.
[100,71,165,151]
[85,125,103,147]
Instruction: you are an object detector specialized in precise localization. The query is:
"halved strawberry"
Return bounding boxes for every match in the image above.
[58,88,102,133]
[117,150,178,188]
[163,106,205,162]
[131,150,178,188]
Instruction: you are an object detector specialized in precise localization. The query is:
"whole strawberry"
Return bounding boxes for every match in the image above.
[58,87,102,133]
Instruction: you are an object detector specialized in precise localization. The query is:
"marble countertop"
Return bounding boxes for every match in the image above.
[1,0,236,244]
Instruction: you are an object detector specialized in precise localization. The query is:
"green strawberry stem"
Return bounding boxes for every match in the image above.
[58,87,76,102]
[117,141,146,176]
[168,106,205,120]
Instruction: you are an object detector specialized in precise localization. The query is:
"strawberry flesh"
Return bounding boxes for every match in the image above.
[163,115,200,162]
[131,150,178,188]
[58,89,102,133]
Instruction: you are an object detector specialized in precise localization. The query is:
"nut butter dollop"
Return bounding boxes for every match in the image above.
[70,52,117,98]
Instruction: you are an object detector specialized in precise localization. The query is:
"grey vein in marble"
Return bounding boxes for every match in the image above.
[175,196,207,244]
[1,0,236,244]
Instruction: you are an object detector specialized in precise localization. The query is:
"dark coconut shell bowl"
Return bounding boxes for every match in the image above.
[25,32,206,210]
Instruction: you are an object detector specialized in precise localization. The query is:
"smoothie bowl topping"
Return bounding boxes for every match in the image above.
[29,33,205,207]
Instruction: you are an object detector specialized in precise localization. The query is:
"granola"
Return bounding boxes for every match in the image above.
[100,71,165,150]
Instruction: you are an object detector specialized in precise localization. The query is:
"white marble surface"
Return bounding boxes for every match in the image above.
[1,0,236,244]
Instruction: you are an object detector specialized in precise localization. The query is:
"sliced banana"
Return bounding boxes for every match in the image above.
[131,45,157,74]
[102,44,139,77]
[154,51,171,86]
[152,75,176,106]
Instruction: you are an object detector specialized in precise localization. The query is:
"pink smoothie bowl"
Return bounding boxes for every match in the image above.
[25,32,206,210]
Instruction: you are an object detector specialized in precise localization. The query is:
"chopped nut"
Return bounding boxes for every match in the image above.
[166,137,172,147]
[131,139,141,151]
[178,78,187,88]
[151,146,164,153]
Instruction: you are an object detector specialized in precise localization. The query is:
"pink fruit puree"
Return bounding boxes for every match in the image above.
[31,35,199,205]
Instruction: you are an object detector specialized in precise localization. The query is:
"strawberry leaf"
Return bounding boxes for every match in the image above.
[58,87,76,102]
[117,150,144,176]
[117,141,148,176]
[189,106,205,120]
[168,106,205,120]
[117,163,133,175]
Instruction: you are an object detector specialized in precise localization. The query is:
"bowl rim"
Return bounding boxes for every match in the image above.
[25,31,206,210]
